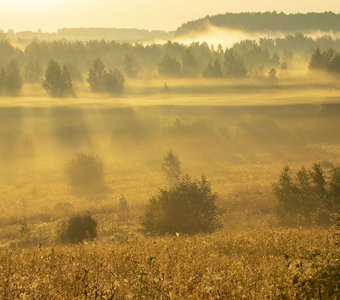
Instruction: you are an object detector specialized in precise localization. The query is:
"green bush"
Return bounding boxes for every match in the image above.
[59,213,97,244]
[142,175,219,235]
[65,152,105,193]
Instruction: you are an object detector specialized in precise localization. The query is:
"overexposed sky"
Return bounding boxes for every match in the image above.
[0,0,339,32]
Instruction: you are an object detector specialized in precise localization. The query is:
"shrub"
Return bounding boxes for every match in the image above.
[65,152,105,193]
[59,213,97,244]
[161,150,181,184]
[142,175,219,235]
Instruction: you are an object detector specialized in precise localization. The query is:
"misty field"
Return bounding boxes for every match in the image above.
[0,79,339,299]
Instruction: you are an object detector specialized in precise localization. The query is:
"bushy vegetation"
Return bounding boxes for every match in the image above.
[59,213,97,244]
[273,163,340,227]
[65,152,105,193]
[142,176,219,235]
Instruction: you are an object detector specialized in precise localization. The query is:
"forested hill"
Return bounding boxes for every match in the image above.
[176,12,340,35]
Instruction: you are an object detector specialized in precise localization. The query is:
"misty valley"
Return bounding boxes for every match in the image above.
[0,10,339,300]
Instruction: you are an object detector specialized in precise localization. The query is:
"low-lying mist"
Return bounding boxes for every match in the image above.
[173,24,340,48]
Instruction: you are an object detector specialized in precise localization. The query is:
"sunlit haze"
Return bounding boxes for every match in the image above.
[0,0,339,32]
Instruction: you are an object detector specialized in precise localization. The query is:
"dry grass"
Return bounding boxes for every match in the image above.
[0,228,336,299]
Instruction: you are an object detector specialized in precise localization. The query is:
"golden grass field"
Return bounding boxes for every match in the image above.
[0,78,339,298]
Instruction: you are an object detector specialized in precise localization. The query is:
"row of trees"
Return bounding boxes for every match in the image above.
[159,49,247,78]
[1,33,340,80]
[273,163,340,226]
[0,58,125,97]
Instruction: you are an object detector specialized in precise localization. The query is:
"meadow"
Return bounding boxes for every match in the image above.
[0,78,339,298]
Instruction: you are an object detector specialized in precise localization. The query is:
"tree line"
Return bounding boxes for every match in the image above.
[0,35,339,97]
[176,12,340,35]
[0,33,340,79]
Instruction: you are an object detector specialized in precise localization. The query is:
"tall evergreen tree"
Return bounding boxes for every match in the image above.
[61,65,73,95]
[158,55,182,77]
[202,59,224,78]
[87,58,105,92]
[5,60,22,95]
[224,50,247,78]
[23,61,41,83]
[0,67,6,94]
[182,49,199,77]
[124,55,138,78]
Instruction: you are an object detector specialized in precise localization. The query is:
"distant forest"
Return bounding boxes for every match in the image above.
[1,32,340,80]
[0,28,173,43]
[176,12,340,35]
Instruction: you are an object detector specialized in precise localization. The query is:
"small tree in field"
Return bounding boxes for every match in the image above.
[59,213,97,244]
[43,60,73,97]
[65,152,105,193]
[161,150,181,184]
[142,176,219,235]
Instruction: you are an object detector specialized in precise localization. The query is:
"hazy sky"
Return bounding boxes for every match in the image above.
[0,0,339,32]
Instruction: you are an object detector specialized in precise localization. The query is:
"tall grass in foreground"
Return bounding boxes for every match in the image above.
[0,228,337,299]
